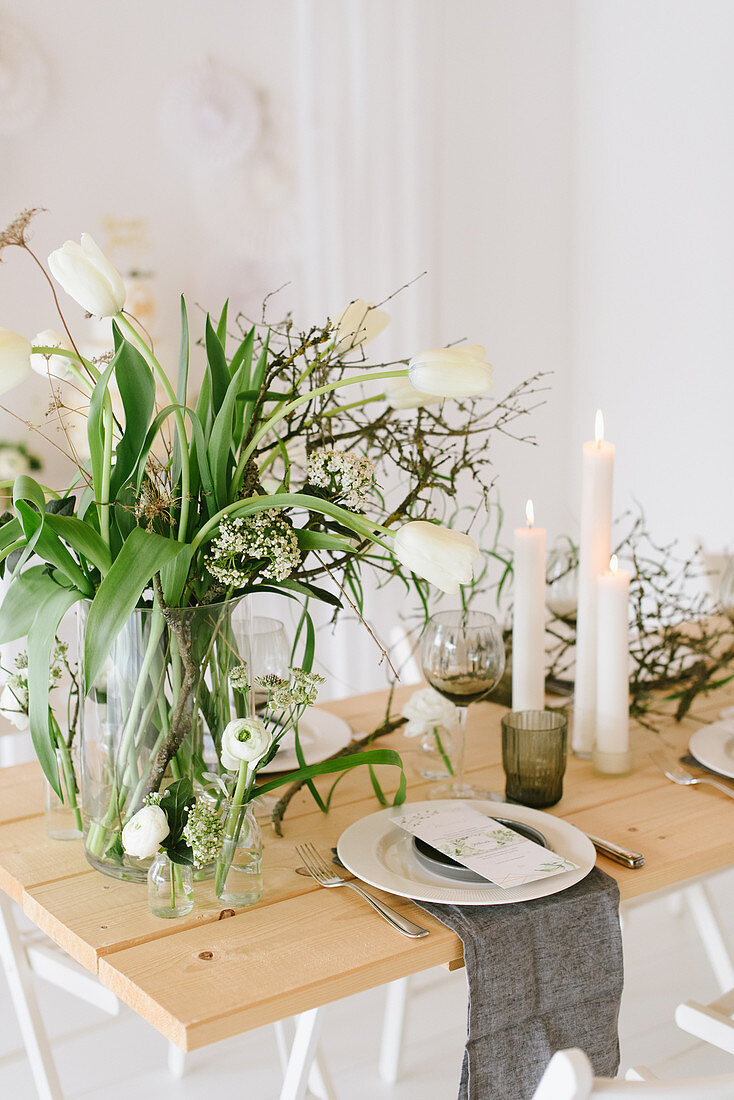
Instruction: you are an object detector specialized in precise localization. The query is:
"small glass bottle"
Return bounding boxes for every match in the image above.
[147,852,194,919]
[45,746,83,841]
[215,803,263,907]
[417,725,456,781]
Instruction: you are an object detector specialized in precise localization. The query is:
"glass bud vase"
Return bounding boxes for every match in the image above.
[215,803,263,907]
[417,726,456,781]
[147,852,194,919]
[45,745,83,841]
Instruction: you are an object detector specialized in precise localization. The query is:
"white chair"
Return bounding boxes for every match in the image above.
[675,985,734,1057]
[532,1048,734,1099]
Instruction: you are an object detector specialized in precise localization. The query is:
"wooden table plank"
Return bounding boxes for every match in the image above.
[0,760,45,824]
[0,816,89,902]
[97,888,460,1050]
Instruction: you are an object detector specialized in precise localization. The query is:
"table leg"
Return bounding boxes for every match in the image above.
[683,882,734,993]
[378,976,409,1083]
[0,893,64,1100]
[279,1007,324,1100]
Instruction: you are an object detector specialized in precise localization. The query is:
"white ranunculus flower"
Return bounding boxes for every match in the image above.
[31,329,76,382]
[333,299,389,355]
[394,520,479,595]
[0,329,32,395]
[384,376,442,411]
[48,233,126,318]
[121,805,170,860]
[221,716,273,771]
[408,344,494,398]
[401,686,458,737]
[0,680,29,731]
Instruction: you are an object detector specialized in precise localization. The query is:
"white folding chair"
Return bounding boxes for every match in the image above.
[675,985,734,1057]
[532,1048,734,1099]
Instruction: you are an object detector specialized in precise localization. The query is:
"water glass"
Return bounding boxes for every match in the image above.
[501,709,568,807]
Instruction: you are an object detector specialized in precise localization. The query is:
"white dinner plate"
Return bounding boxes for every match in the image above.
[689,720,734,780]
[337,799,596,906]
[258,708,352,774]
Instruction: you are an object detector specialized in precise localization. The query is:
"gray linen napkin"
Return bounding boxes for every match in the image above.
[415,867,623,1100]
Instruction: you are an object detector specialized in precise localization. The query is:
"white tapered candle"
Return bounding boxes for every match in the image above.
[573,410,614,755]
[594,555,631,775]
[512,500,546,711]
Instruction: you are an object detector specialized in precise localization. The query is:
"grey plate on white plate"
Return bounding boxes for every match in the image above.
[411,818,548,884]
[337,800,596,907]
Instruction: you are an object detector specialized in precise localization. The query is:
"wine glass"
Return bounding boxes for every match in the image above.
[546,544,579,621]
[420,610,505,799]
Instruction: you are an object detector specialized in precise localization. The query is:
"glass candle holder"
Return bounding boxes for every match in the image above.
[501,709,568,808]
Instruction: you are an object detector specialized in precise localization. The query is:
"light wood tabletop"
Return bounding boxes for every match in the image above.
[0,681,732,1051]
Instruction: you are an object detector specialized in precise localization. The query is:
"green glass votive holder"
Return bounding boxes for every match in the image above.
[501,709,568,808]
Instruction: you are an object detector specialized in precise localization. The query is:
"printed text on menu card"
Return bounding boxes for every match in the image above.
[394,805,577,889]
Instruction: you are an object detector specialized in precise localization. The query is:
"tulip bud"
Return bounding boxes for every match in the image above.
[384,376,442,411]
[0,329,32,395]
[333,299,389,355]
[408,344,494,398]
[393,520,479,594]
[31,330,76,382]
[48,233,126,318]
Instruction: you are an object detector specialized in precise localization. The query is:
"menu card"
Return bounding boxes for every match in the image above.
[394,805,577,889]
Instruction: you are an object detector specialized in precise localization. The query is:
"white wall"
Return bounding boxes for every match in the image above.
[574,0,734,554]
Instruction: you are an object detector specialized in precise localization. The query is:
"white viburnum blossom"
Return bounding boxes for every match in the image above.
[182,800,224,868]
[307,447,375,511]
[401,686,458,737]
[206,510,301,585]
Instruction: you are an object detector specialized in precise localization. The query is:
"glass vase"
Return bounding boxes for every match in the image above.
[45,745,83,841]
[147,852,194,918]
[79,596,251,881]
[417,726,456,781]
[215,803,263,907]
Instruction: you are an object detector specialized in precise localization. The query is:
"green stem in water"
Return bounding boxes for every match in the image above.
[115,314,191,543]
[433,726,455,777]
[51,714,83,833]
[99,395,114,546]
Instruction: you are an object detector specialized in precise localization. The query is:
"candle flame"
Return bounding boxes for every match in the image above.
[595,408,604,446]
[609,554,618,574]
[525,499,534,527]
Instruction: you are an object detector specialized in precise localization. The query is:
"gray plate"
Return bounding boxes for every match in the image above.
[411,817,548,885]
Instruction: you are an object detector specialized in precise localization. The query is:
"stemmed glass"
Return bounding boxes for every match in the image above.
[420,610,505,799]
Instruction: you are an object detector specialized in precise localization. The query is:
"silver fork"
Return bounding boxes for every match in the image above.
[661,763,734,800]
[295,843,429,938]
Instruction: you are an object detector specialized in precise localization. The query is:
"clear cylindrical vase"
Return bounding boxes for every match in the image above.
[45,746,83,841]
[147,852,194,918]
[417,726,456,781]
[79,595,251,881]
[215,803,263,907]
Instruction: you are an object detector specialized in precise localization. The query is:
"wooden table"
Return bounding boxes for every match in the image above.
[1,681,733,1097]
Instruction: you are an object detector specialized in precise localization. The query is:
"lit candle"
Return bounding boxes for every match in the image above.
[573,410,614,756]
[512,499,546,711]
[594,555,631,775]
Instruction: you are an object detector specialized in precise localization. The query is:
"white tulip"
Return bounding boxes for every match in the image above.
[121,805,170,860]
[221,716,273,771]
[394,520,479,595]
[408,344,494,398]
[401,686,458,737]
[384,376,442,411]
[48,234,126,318]
[31,329,76,382]
[0,680,29,731]
[0,329,32,395]
[333,299,389,355]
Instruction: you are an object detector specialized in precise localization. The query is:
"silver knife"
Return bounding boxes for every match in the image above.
[585,834,645,869]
